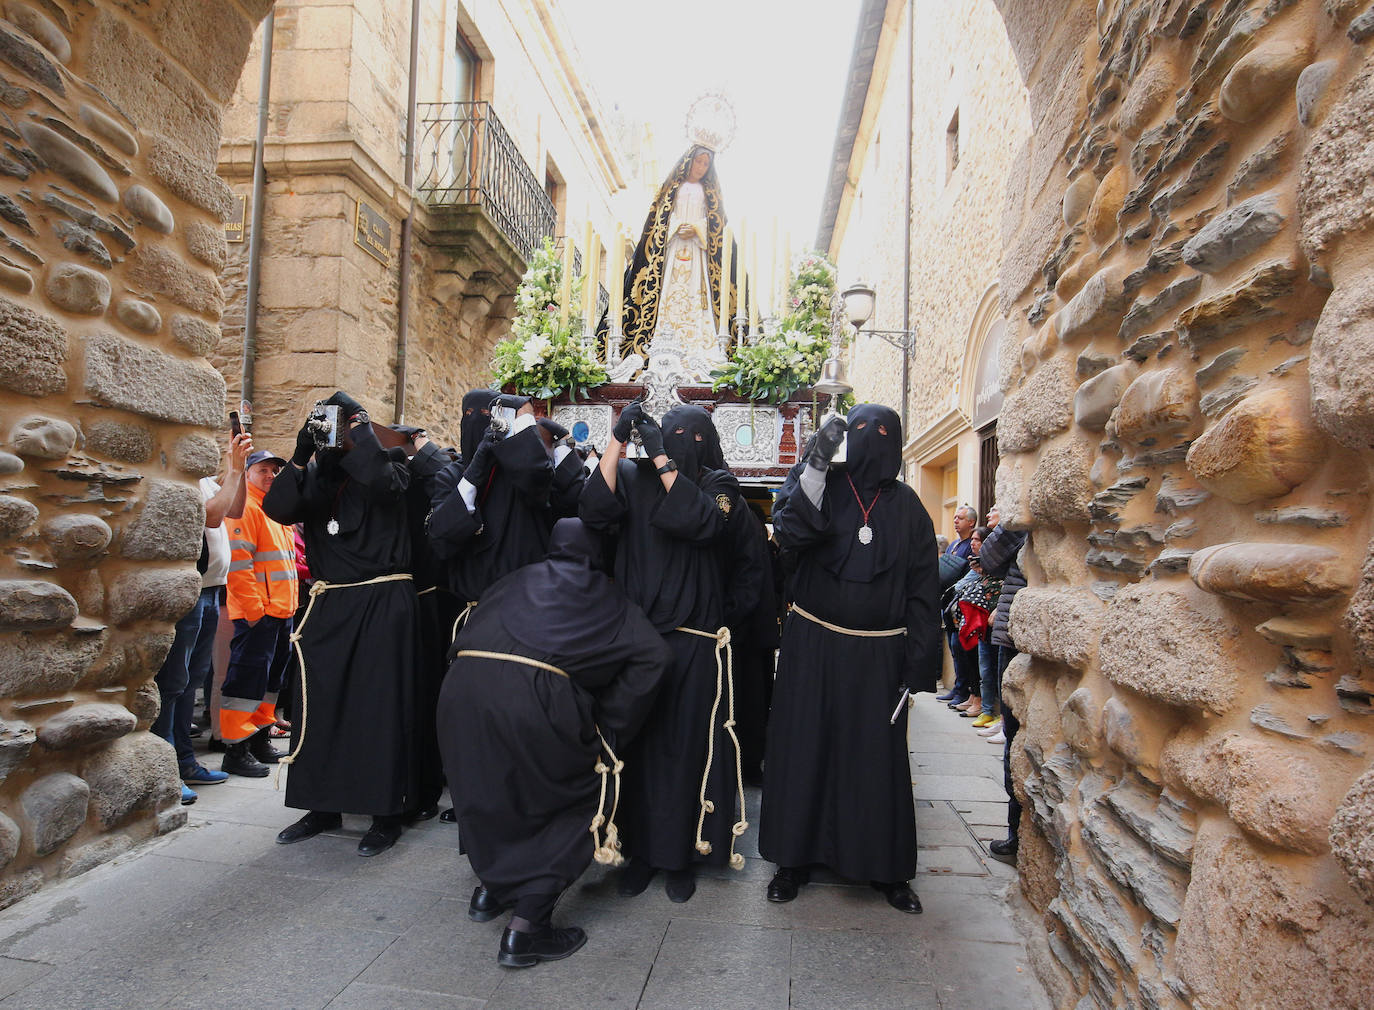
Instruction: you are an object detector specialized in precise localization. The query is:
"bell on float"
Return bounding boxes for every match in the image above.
[812,355,853,397]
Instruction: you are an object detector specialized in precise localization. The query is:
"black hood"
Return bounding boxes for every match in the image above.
[844,403,902,494]
[662,404,725,479]
[460,389,495,462]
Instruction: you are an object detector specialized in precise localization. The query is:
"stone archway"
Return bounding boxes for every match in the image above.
[0,0,271,905]
[989,1,1374,1007]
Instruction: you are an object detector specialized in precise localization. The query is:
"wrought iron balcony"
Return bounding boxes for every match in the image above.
[416,101,556,263]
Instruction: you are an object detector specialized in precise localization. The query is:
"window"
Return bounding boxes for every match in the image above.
[946,108,959,181]
[544,158,566,234]
[449,28,480,105]
[978,423,999,525]
[942,461,959,540]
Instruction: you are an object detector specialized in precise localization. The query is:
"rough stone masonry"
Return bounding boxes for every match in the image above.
[993,0,1374,1006]
[0,0,270,907]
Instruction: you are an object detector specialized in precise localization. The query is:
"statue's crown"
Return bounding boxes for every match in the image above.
[685,92,736,154]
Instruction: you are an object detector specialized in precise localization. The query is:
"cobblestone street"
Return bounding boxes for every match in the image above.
[0,699,1048,1009]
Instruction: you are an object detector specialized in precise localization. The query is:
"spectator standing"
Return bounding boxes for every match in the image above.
[152,433,252,802]
[977,519,1027,863]
[936,505,980,707]
[220,449,298,777]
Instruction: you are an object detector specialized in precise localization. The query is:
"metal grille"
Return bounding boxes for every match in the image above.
[415,101,556,262]
[978,423,999,523]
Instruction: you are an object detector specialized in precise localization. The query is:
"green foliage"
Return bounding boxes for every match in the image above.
[490,238,607,400]
[710,250,839,403]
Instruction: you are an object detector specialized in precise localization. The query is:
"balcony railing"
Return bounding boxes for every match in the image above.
[554,235,610,323]
[416,101,556,262]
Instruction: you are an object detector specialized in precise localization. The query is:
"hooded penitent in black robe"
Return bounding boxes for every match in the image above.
[427,391,585,610]
[578,405,761,870]
[437,520,668,905]
[263,422,422,817]
[759,404,941,883]
[402,439,460,812]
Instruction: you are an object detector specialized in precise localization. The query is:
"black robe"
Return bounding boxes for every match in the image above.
[579,459,755,870]
[437,568,667,905]
[262,424,422,817]
[427,426,584,606]
[759,469,941,882]
[727,508,780,778]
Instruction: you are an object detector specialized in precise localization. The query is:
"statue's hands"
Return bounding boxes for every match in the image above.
[613,403,643,443]
[808,416,848,469]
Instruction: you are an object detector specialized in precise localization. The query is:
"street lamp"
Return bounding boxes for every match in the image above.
[842,280,916,350]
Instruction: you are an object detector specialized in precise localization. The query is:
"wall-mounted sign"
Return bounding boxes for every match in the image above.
[354,200,391,265]
[225,194,246,243]
[970,318,1005,430]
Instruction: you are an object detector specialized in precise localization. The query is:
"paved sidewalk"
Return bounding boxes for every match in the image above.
[0,698,1049,1009]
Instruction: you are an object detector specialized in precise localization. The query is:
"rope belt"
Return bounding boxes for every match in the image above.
[450,600,480,646]
[276,572,414,789]
[454,649,627,867]
[416,585,437,597]
[791,603,907,638]
[675,625,747,871]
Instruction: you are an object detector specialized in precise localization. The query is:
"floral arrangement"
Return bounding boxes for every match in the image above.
[710,251,840,403]
[490,238,607,401]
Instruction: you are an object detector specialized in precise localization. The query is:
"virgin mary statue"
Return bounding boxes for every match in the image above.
[618,143,735,372]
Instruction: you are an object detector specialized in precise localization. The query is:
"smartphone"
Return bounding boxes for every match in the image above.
[229,411,242,437]
[238,399,253,434]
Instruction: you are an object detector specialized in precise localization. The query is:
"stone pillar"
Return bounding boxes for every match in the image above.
[0,0,268,906]
[993,0,1374,1006]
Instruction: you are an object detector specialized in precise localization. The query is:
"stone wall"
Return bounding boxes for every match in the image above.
[993,0,1374,1005]
[0,0,267,906]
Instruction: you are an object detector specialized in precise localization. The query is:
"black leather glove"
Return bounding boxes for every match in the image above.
[293,421,316,467]
[537,417,569,441]
[807,416,848,469]
[325,390,365,424]
[495,393,531,412]
[635,415,665,459]
[464,432,498,489]
[613,402,643,443]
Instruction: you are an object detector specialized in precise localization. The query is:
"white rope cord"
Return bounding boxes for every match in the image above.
[453,649,627,867]
[450,600,479,646]
[275,572,414,790]
[676,625,747,871]
[790,603,907,638]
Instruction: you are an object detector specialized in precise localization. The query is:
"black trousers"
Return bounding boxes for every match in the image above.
[513,892,560,927]
[996,645,1020,837]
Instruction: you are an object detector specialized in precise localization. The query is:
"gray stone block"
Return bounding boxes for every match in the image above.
[114,299,161,335]
[0,810,18,868]
[9,415,76,459]
[0,628,105,697]
[20,772,89,855]
[5,4,69,63]
[78,104,136,157]
[1182,192,1285,273]
[81,731,179,828]
[119,478,203,562]
[172,434,220,477]
[120,185,172,235]
[83,420,153,463]
[169,313,219,357]
[36,702,136,751]
[106,567,200,626]
[0,718,35,782]
[0,495,38,539]
[0,578,78,630]
[0,452,22,474]
[44,261,111,315]
[0,295,67,397]
[0,19,62,93]
[126,244,222,318]
[83,331,226,428]
[184,220,227,272]
[42,513,112,565]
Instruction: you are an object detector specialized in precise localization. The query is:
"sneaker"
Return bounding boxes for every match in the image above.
[977,720,1003,737]
[181,763,229,785]
[180,784,198,806]
[989,837,1018,865]
[986,729,1006,744]
[971,712,996,728]
[935,689,959,702]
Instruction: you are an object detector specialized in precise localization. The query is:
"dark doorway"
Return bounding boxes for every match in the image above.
[978,422,998,523]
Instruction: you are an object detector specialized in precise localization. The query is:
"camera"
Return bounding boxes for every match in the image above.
[307,401,344,451]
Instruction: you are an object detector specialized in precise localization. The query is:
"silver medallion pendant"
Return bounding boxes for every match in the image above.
[326,518,340,536]
[858,524,874,545]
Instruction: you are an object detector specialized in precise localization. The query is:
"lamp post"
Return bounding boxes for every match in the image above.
[841,280,917,429]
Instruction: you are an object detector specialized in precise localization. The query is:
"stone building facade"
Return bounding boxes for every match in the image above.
[829,0,1374,1005]
[0,0,270,905]
[216,0,632,448]
[820,0,1031,538]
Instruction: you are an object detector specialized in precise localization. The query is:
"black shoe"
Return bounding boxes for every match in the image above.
[188,724,204,739]
[405,804,440,824]
[497,925,587,968]
[616,857,656,897]
[358,817,402,857]
[871,881,922,914]
[469,885,513,923]
[766,866,809,903]
[248,727,281,764]
[439,807,457,823]
[221,741,269,778]
[989,837,1018,865]
[665,868,695,904]
[946,695,970,709]
[207,736,227,753]
[276,811,342,845]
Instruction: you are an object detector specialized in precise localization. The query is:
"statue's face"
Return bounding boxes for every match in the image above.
[687,150,711,182]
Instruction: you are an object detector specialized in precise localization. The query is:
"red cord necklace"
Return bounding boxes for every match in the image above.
[846,472,881,546]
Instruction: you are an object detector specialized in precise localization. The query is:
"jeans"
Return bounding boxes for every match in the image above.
[977,640,999,712]
[153,586,221,768]
[946,630,979,701]
[996,645,1020,838]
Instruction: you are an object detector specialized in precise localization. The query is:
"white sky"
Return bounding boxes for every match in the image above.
[559,0,860,264]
